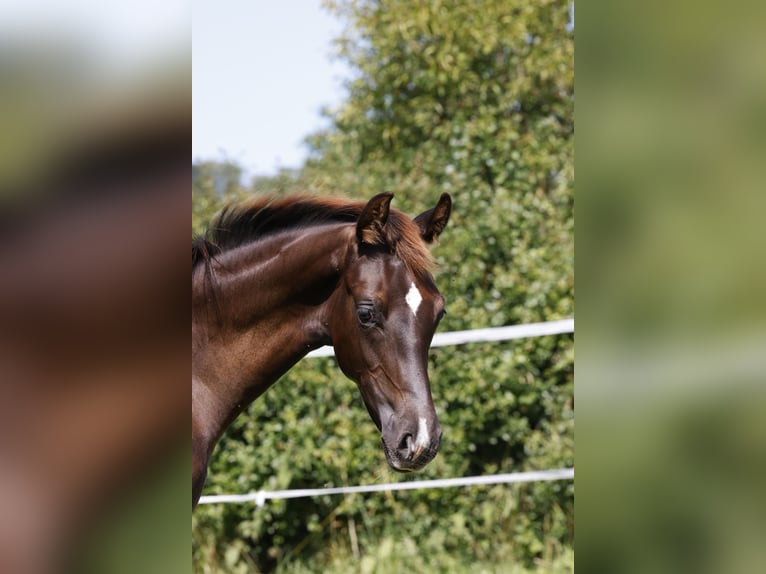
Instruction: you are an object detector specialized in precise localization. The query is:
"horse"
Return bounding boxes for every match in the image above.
[192,192,452,509]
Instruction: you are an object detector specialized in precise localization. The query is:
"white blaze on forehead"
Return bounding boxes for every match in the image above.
[405,282,423,316]
[415,417,430,449]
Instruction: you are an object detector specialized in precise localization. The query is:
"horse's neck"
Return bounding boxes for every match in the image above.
[192,224,352,437]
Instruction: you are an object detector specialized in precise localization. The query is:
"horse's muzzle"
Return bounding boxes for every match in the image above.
[381,424,442,472]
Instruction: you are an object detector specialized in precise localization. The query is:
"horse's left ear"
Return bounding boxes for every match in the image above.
[414,193,452,243]
[357,192,394,245]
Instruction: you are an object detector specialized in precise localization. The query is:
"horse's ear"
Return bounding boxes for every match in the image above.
[357,192,394,245]
[414,193,452,243]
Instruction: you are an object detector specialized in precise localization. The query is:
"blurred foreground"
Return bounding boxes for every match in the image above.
[0,4,189,573]
[577,1,766,572]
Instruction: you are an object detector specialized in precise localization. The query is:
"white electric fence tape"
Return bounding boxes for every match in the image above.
[306,318,574,358]
[198,468,574,506]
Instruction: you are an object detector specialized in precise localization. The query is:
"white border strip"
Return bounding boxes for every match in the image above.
[198,468,574,506]
[306,318,574,358]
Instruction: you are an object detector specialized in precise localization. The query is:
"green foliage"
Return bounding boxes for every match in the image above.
[193,0,573,572]
[192,161,248,236]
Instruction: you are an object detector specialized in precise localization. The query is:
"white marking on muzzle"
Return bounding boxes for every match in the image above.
[405,282,423,316]
[415,416,430,450]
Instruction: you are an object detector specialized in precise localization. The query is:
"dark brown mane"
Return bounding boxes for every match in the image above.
[192,195,433,278]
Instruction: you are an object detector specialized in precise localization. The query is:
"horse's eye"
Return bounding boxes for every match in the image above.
[357,306,376,326]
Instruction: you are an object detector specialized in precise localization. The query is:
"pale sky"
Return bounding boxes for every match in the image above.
[193,1,350,176]
[0,0,189,77]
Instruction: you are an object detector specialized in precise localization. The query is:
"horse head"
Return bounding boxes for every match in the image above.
[329,192,451,472]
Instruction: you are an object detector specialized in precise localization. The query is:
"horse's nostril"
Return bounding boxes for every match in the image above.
[398,433,414,460]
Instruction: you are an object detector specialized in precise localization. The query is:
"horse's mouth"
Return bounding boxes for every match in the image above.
[381,436,440,472]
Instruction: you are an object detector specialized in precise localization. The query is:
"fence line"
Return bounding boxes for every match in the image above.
[306,317,574,358]
[198,468,574,506]
[202,318,575,506]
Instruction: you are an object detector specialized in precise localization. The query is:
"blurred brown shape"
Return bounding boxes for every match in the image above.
[0,50,189,572]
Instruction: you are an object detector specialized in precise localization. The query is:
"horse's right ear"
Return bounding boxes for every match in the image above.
[414,193,452,243]
[357,192,394,245]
